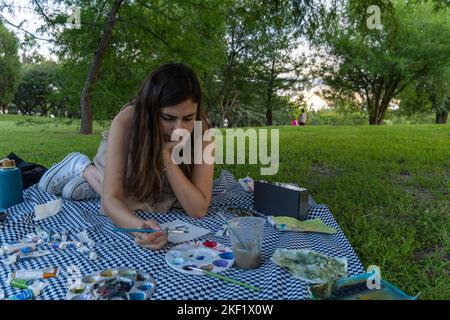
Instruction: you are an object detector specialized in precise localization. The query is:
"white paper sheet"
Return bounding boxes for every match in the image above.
[34,199,62,221]
[160,219,211,244]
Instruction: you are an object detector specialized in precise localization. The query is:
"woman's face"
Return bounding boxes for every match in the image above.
[159,99,198,142]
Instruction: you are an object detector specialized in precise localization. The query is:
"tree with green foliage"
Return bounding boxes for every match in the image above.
[209,0,309,127]
[0,20,20,113]
[399,66,450,124]
[31,0,227,133]
[12,61,66,116]
[250,0,306,126]
[312,0,450,124]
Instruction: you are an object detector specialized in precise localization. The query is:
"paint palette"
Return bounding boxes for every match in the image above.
[66,268,156,300]
[165,241,235,275]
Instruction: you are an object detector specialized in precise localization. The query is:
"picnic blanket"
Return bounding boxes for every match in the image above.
[0,170,365,300]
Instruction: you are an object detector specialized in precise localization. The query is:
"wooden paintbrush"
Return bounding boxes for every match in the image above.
[187,266,261,292]
[113,228,188,234]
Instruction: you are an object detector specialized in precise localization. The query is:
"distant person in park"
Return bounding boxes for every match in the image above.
[37,63,214,250]
[291,118,298,126]
[299,109,307,126]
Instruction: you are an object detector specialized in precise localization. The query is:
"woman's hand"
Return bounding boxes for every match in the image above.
[161,140,177,161]
[134,219,167,250]
[161,135,184,170]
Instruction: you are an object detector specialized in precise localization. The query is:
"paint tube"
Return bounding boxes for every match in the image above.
[66,241,83,249]
[9,267,59,280]
[19,250,51,260]
[8,289,35,300]
[77,245,97,260]
[7,278,34,290]
[1,243,37,255]
[49,241,82,249]
[77,230,91,243]
[1,250,50,266]
[7,281,47,300]
[1,252,19,266]
[20,246,34,254]
[23,233,40,243]
[51,233,61,242]
[35,227,50,242]
[61,230,69,242]
[77,246,90,254]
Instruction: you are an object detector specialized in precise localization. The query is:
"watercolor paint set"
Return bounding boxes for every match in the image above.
[66,268,156,300]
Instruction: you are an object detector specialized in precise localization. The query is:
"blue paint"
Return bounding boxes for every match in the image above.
[219,252,234,260]
[20,247,33,254]
[196,255,205,261]
[8,289,34,300]
[129,292,146,300]
[138,284,153,291]
[172,257,185,265]
[212,260,228,268]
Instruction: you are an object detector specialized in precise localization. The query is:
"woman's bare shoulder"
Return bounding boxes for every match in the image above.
[114,104,135,126]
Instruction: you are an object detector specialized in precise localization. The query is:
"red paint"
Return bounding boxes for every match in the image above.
[203,240,217,248]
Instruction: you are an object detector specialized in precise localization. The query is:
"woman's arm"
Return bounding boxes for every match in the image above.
[102,107,140,228]
[102,107,166,249]
[163,140,214,218]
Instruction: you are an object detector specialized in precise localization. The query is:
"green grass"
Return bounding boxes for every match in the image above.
[1,114,449,299]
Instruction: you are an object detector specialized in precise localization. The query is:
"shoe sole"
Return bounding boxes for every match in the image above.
[39,152,79,193]
[63,179,94,200]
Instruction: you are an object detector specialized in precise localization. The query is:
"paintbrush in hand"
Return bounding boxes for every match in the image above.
[113,228,189,234]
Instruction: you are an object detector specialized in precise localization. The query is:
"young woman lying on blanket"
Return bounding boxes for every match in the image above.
[37,63,215,250]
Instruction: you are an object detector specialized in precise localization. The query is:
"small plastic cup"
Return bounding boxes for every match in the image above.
[228,217,265,269]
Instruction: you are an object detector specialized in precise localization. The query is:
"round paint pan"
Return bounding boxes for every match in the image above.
[81,275,100,284]
[100,268,118,278]
[165,241,235,275]
[65,269,157,300]
[129,282,156,300]
[118,268,137,278]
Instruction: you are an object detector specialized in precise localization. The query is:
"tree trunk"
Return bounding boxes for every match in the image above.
[80,0,124,134]
[435,110,448,124]
[265,57,276,126]
[40,101,48,116]
[368,80,397,125]
[369,111,377,125]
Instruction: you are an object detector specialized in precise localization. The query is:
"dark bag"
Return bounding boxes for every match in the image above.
[5,152,48,190]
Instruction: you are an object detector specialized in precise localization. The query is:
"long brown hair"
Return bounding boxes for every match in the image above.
[127,63,208,204]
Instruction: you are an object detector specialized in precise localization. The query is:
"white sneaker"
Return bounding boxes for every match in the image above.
[38,152,92,195]
[62,176,99,201]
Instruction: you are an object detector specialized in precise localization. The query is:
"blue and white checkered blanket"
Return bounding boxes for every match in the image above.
[0,170,364,300]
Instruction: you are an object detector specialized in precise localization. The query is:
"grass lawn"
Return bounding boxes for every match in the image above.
[1,114,449,299]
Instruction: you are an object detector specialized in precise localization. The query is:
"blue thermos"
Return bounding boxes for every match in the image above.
[0,159,24,211]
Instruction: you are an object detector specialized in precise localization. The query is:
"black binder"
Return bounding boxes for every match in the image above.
[253,180,310,220]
